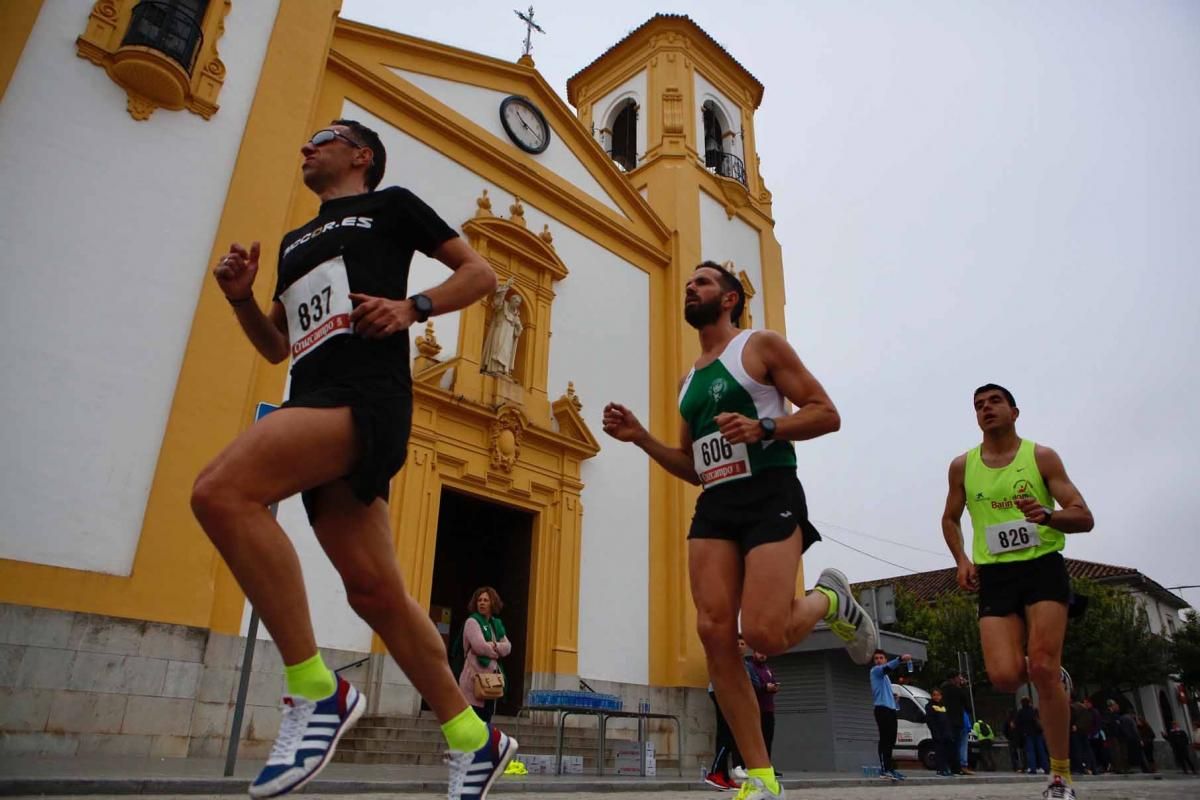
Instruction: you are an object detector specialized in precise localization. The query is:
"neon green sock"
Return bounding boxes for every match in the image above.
[284,653,336,701]
[747,767,780,794]
[442,705,488,753]
[814,585,838,621]
[1050,757,1071,784]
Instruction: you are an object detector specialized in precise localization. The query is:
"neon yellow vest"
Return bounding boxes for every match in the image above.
[964,438,1064,565]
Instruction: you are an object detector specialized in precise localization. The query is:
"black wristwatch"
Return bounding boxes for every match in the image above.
[759,417,777,440]
[1042,507,1054,526]
[409,293,434,323]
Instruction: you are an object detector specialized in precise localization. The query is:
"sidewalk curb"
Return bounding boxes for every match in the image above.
[0,772,1178,796]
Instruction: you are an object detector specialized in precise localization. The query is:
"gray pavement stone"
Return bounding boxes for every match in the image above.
[120,696,193,737]
[162,661,202,700]
[45,691,127,734]
[137,624,206,664]
[16,647,75,690]
[0,605,74,649]
[0,643,24,687]
[68,616,146,657]
[0,687,54,732]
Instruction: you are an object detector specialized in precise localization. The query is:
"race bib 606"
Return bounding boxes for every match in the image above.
[984,519,1041,555]
[693,430,750,488]
[280,256,353,363]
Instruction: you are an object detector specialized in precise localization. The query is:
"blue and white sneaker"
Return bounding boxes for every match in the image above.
[446,724,519,800]
[889,768,906,780]
[248,676,365,798]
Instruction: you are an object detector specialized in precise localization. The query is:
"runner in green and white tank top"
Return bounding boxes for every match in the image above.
[602,261,879,800]
[678,329,796,487]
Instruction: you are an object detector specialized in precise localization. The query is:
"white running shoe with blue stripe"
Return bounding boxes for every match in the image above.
[447,724,519,800]
[815,567,878,665]
[248,675,365,798]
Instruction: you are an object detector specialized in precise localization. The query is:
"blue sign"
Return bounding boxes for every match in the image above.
[254,402,281,422]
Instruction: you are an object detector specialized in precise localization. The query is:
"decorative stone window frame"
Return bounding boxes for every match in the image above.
[75,0,232,121]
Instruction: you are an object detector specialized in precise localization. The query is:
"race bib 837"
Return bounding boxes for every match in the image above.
[280,256,353,363]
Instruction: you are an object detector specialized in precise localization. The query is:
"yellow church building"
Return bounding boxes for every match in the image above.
[0,1,794,761]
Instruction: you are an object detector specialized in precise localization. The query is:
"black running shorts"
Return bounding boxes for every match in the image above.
[688,468,822,554]
[977,551,1071,618]
[282,379,412,522]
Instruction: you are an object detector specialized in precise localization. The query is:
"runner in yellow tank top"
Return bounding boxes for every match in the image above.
[940,384,1094,800]
[601,262,878,800]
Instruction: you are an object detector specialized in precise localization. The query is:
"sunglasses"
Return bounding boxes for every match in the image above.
[307,129,364,148]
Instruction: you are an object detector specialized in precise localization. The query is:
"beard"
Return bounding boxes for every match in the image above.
[684,295,723,328]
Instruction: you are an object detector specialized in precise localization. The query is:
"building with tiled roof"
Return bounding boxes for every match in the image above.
[852,558,1190,613]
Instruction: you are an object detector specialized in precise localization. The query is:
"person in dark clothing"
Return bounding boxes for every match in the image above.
[747,651,780,762]
[1136,716,1157,772]
[1005,710,1024,772]
[1017,697,1049,774]
[1117,708,1151,773]
[1069,696,1095,774]
[927,688,957,776]
[1083,697,1109,773]
[1103,700,1128,773]
[939,672,970,775]
[1164,721,1197,774]
[706,681,737,790]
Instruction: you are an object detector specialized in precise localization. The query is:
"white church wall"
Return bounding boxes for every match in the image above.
[0,0,281,575]
[389,68,623,215]
[694,70,745,164]
[591,70,647,172]
[698,191,766,329]
[250,101,651,680]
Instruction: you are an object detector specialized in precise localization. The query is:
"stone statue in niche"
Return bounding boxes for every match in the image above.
[481,277,524,377]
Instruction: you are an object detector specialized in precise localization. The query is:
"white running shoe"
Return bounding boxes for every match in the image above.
[731,766,749,782]
[732,776,784,800]
[1042,776,1077,799]
[815,568,878,665]
[248,676,364,798]
[446,724,518,800]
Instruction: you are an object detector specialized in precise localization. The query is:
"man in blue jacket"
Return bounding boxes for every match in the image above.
[870,649,913,780]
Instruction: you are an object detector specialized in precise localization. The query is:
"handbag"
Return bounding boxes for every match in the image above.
[474,671,505,700]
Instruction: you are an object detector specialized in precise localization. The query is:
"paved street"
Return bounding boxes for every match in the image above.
[7,778,1199,800]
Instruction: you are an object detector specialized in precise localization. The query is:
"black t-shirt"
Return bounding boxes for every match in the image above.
[273,187,457,396]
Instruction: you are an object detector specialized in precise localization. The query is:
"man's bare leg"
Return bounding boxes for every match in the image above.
[689,538,771,770]
[191,406,361,664]
[979,615,1028,691]
[741,527,829,656]
[309,482,469,722]
[1027,601,1071,779]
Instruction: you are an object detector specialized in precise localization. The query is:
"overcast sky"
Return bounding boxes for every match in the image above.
[339,1,1200,608]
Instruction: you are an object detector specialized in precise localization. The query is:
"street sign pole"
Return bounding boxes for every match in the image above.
[223,402,280,777]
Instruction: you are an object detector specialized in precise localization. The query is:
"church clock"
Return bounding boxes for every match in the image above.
[499,95,551,154]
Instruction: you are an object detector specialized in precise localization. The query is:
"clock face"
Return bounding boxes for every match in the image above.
[499,95,551,154]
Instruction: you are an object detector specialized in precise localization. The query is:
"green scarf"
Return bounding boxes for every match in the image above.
[471,612,507,668]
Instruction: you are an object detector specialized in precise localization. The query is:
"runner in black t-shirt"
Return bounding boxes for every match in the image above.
[194,120,516,799]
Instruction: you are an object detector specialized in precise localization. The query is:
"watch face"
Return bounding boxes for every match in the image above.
[499,95,551,154]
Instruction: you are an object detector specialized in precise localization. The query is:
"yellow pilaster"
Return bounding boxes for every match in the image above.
[0,0,44,104]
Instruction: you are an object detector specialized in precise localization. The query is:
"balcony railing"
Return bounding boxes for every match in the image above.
[608,147,637,172]
[121,1,205,73]
[705,149,747,187]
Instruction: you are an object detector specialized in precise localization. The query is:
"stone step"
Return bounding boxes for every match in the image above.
[337,734,641,754]
[331,748,680,769]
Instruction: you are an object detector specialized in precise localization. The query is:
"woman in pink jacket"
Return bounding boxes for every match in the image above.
[457,586,512,722]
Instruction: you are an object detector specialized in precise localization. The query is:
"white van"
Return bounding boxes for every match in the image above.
[891,683,938,770]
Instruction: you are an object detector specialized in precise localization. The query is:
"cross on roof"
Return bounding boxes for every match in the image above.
[514,5,545,58]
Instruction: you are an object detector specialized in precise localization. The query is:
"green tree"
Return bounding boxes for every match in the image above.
[1060,578,1171,694]
[1168,609,1200,689]
[891,587,985,688]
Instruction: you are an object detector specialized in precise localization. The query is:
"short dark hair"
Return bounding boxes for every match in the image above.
[873,648,887,658]
[974,383,1016,408]
[332,118,386,190]
[946,669,962,681]
[695,261,746,326]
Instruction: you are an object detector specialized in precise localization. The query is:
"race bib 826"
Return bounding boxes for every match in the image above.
[984,519,1041,556]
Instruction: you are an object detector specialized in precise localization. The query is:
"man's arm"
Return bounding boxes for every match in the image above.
[601,401,700,485]
[942,455,979,591]
[1014,445,1094,533]
[212,241,289,363]
[715,330,840,444]
[350,237,497,338]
